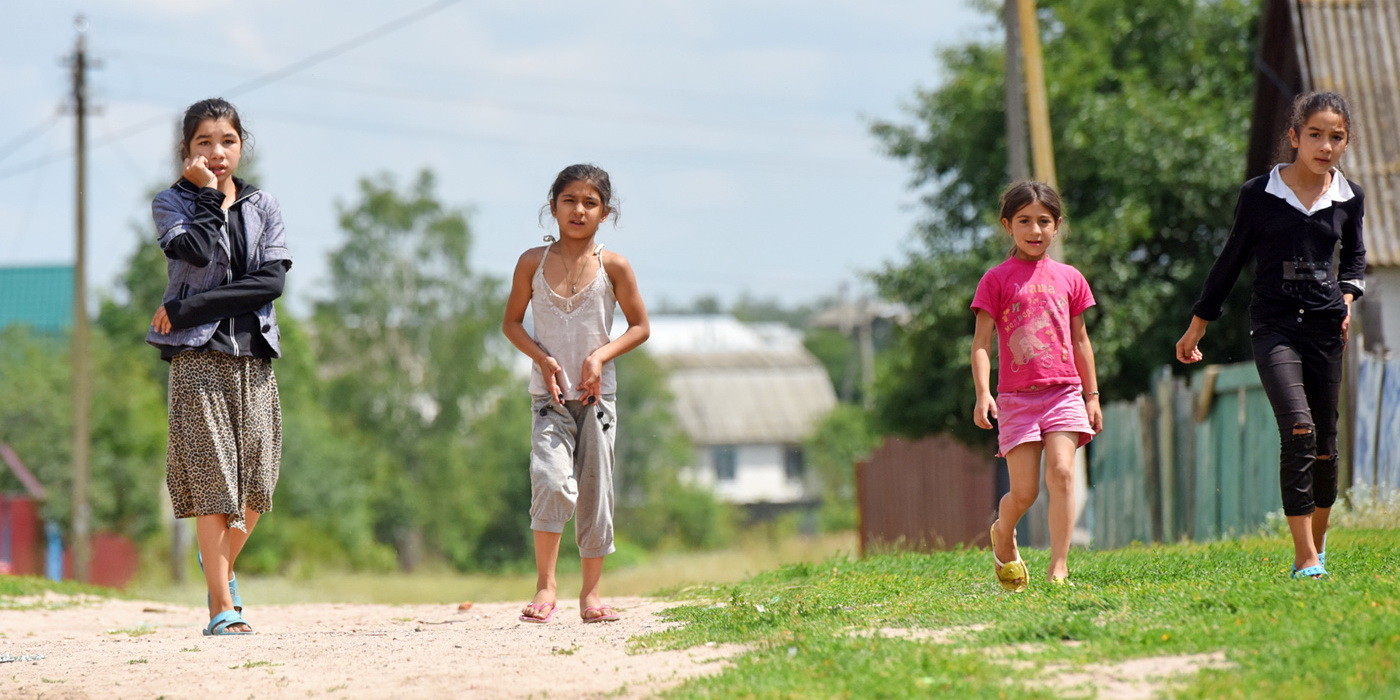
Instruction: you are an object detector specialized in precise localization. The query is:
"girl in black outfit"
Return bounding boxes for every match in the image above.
[1176,92,1366,579]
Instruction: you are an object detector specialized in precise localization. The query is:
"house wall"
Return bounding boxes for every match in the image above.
[685,443,812,504]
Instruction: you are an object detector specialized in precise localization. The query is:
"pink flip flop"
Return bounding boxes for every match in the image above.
[581,605,620,623]
[520,602,556,623]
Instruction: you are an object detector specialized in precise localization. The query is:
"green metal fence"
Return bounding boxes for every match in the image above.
[1191,364,1279,540]
[1089,363,1280,548]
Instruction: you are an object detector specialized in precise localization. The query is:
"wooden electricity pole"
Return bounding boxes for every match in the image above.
[1014,0,1063,259]
[69,15,93,583]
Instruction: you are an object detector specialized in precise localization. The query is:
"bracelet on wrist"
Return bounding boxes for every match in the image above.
[1084,391,1100,398]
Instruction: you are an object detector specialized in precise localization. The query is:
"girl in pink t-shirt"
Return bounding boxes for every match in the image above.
[970,181,1103,591]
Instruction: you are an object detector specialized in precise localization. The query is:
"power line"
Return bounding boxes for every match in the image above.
[0,113,61,165]
[0,0,464,183]
[222,0,463,98]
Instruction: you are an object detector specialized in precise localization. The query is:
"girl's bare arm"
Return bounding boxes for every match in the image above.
[502,248,563,401]
[1071,314,1103,432]
[971,310,997,430]
[575,251,651,401]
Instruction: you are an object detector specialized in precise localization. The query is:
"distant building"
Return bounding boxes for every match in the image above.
[646,315,838,512]
[0,265,72,334]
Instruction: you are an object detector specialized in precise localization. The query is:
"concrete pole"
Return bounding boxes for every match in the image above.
[1003,0,1030,184]
[69,15,92,583]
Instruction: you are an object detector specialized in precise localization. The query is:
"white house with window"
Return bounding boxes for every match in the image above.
[645,315,838,508]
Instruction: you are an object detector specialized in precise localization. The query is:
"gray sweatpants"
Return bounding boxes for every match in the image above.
[529,394,617,558]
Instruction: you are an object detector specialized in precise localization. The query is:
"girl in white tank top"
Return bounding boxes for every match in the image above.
[502,164,651,624]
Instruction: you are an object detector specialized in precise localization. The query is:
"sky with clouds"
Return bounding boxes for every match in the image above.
[0,1,994,314]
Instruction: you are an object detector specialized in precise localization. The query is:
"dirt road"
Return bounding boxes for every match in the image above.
[0,595,740,698]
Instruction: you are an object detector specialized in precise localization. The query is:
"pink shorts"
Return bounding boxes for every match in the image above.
[995,383,1094,457]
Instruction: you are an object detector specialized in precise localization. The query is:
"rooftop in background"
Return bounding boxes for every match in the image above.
[644,315,805,355]
[648,315,836,445]
[0,265,72,333]
[1249,0,1400,266]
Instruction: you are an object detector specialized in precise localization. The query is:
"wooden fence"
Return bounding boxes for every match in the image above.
[1354,352,1400,496]
[854,434,997,553]
[855,351,1398,554]
[1089,353,1399,548]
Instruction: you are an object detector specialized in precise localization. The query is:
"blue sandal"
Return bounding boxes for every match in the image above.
[1291,564,1328,579]
[228,573,242,613]
[203,609,254,636]
[197,553,243,612]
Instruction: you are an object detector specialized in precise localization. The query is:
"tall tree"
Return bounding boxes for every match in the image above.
[870,0,1258,442]
[313,170,514,570]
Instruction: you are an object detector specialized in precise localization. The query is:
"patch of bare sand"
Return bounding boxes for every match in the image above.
[1033,652,1233,699]
[847,624,990,643]
[843,624,1231,698]
[0,596,743,698]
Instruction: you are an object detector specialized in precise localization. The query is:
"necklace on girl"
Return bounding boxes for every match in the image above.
[556,244,587,294]
[553,243,594,311]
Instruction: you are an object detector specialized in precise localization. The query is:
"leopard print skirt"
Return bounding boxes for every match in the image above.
[166,351,281,532]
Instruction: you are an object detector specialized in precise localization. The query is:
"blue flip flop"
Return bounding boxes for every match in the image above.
[203,609,254,636]
[197,552,243,613]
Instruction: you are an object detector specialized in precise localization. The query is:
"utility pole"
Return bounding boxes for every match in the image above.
[1014,0,1062,258]
[68,15,94,583]
[1003,0,1030,184]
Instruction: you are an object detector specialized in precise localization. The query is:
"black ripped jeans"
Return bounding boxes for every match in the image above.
[1250,316,1344,517]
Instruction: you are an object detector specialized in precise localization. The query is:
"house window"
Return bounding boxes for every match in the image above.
[784,446,805,480]
[713,446,737,482]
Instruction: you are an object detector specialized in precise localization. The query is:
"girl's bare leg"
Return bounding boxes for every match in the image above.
[523,530,562,619]
[995,442,1043,571]
[1043,431,1079,581]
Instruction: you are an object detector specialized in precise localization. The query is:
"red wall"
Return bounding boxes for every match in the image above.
[0,496,43,575]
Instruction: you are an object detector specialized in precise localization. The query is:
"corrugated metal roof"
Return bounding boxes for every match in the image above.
[1254,0,1400,266]
[0,265,72,333]
[645,315,804,355]
[1298,0,1400,266]
[660,350,838,445]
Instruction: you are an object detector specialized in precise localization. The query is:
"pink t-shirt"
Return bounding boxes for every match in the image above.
[971,256,1095,393]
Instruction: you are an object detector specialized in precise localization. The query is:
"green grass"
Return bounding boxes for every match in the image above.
[231,660,282,670]
[0,576,115,610]
[107,624,157,637]
[641,528,1400,698]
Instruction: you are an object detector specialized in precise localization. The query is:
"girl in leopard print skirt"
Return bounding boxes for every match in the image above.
[146,98,292,636]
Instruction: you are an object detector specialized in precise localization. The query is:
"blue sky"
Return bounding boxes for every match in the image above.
[0,1,994,314]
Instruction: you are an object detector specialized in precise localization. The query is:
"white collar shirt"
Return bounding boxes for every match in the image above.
[1264,162,1355,215]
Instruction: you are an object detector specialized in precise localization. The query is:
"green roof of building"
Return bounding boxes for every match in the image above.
[0,265,73,333]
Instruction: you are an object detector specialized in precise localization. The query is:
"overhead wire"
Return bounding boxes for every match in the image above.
[0,0,465,183]
[0,112,62,165]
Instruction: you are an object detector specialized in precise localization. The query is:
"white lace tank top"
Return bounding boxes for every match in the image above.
[528,243,616,399]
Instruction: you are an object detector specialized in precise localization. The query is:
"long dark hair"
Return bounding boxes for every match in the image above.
[1275,91,1353,164]
[177,98,251,160]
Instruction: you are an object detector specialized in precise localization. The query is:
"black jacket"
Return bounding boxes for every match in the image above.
[1193,173,1366,324]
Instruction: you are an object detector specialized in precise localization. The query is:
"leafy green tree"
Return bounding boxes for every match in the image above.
[0,328,72,520]
[0,322,167,541]
[804,403,880,531]
[313,169,515,570]
[870,0,1257,442]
